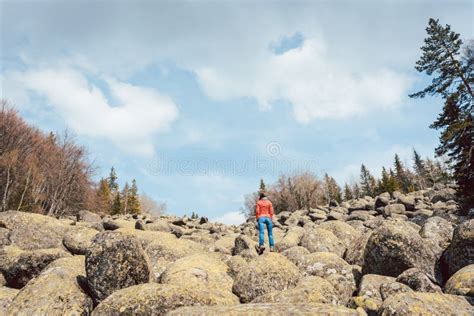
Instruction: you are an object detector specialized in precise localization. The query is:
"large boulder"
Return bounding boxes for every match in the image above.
[76,210,101,223]
[382,204,406,217]
[168,303,361,315]
[160,253,236,295]
[396,268,441,293]
[0,246,70,288]
[358,274,396,302]
[379,292,474,315]
[251,276,340,305]
[7,256,93,315]
[232,253,300,303]
[443,219,474,278]
[232,234,257,256]
[281,246,310,266]
[299,228,345,257]
[319,221,361,249]
[396,195,416,211]
[430,188,456,203]
[62,226,98,255]
[444,264,474,296]
[419,216,453,251]
[0,287,18,315]
[92,283,237,315]
[85,231,152,302]
[276,226,305,252]
[345,233,370,266]
[362,220,437,278]
[0,211,70,250]
[379,281,414,301]
[144,237,205,281]
[298,252,356,304]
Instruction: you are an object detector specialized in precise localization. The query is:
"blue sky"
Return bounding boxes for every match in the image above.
[1,0,473,224]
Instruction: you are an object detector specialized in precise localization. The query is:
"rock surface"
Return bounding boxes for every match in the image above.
[85,231,152,302]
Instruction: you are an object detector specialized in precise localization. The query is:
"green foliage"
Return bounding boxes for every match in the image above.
[127,179,141,214]
[111,191,121,215]
[410,18,473,211]
[343,183,354,201]
[360,164,377,197]
[95,178,111,213]
[259,178,266,193]
[108,167,119,192]
[324,173,342,203]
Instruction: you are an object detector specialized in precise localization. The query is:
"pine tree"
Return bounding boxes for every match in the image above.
[95,178,111,214]
[343,183,354,201]
[111,191,122,215]
[259,178,266,193]
[413,149,427,190]
[127,179,140,214]
[324,174,342,203]
[394,154,411,193]
[108,167,119,192]
[360,164,376,197]
[410,18,474,212]
[121,182,129,213]
[352,183,361,199]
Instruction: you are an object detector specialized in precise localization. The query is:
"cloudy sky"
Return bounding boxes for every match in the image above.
[1,0,472,224]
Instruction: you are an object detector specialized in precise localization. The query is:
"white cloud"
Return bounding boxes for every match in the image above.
[4,67,179,156]
[196,38,413,122]
[212,211,246,225]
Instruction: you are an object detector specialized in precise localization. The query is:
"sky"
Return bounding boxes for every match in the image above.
[1,0,473,224]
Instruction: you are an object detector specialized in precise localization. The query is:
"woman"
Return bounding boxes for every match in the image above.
[255,192,275,254]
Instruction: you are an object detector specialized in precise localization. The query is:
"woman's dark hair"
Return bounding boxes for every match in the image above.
[259,192,266,200]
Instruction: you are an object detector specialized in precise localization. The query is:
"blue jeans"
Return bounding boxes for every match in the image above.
[258,217,274,247]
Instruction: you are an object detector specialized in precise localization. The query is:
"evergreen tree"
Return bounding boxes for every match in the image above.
[324,174,342,203]
[394,154,411,193]
[95,178,111,214]
[111,191,122,215]
[343,183,354,201]
[410,18,474,212]
[191,211,195,219]
[352,183,361,199]
[360,164,376,197]
[127,179,140,214]
[108,167,119,192]
[121,182,129,214]
[259,178,266,193]
[413,149,427,190]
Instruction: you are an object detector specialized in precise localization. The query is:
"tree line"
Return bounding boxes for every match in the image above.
[0,104,166,217]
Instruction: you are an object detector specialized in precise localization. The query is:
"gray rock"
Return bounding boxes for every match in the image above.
[76,210,101,223]
[396,195,416,211]
[396,268,441,293]
[362,220,437,278]
[443,219,474,278]
[85,231,152,302]
[0,246,70,288]
[379,281,413,301]
[299,228,345,257]
[382,204,406,217]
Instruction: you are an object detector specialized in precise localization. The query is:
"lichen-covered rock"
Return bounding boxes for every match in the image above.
[0,246,70,288]
[232,253,300,303]
[281,246,310,266]
[144,237,204,281]
[396,195,416,211]
[62,226,98,255]
[380,281,413,300]
[349,295,380,315]
[225,255,248,278]
[319,221,361,249]
[251,276,340,305]
[0,286,18,315]
[345,233,370,266]
[169,303,361,315]
[443,219,474,278]
[382,204,406,216]
[430,188,456,203]
[444,264,474,296]
[299,228,345,257]
[232,234,257,255]
[362,220,437,278]
[298,252,356,304]
[0,211,70,250]
[276,226,305,252]
[85,231,151,302]
[213,234,239,254]
[396,268,441,293]
[358,274,396,302]
[7,256,93,315]
[76,210,101,223]
[379,292,474,316]
[160,253,235,294]
[419,216,453,250]
[92,283,237,315]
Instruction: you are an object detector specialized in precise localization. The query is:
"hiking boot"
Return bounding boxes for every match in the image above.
[255,245,265,255]
[269,246,275,252]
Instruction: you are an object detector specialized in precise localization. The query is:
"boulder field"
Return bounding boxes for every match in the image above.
[0,186,473,315]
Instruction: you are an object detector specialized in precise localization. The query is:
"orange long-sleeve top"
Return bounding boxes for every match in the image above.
[255,198,274,220]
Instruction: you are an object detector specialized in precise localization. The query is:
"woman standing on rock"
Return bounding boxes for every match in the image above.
[255,192,275,254]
